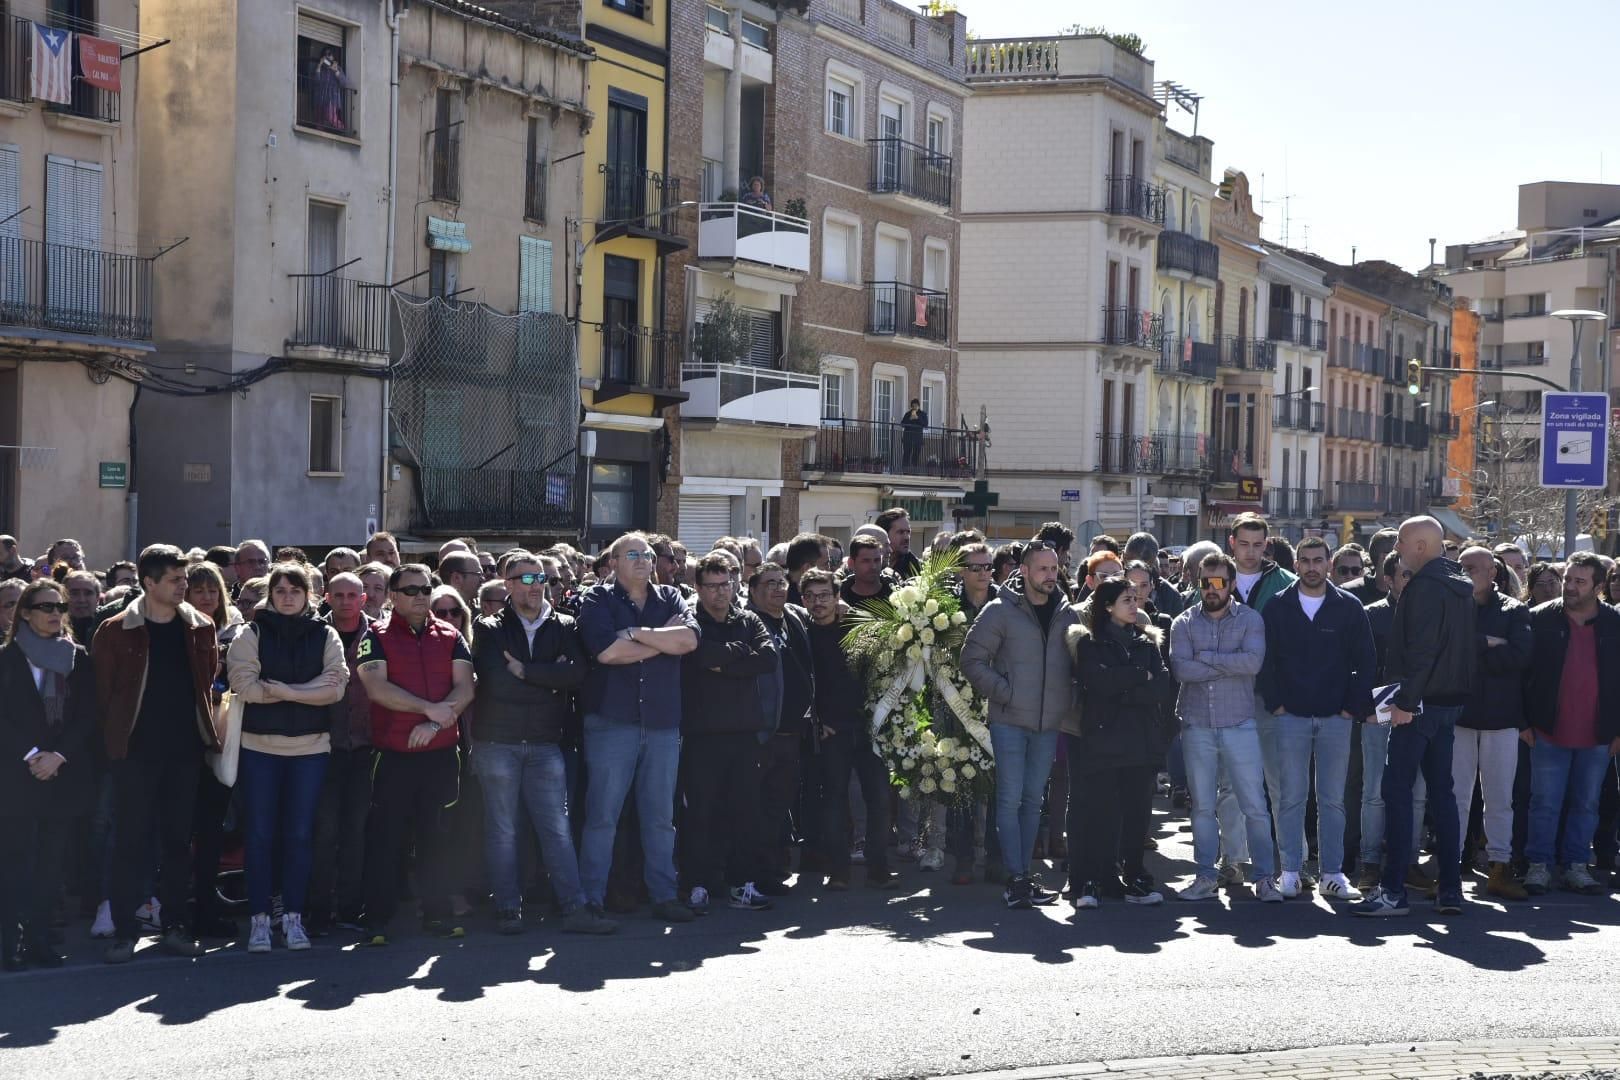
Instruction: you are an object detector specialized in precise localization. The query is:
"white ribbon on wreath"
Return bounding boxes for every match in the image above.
[868,646,993,759]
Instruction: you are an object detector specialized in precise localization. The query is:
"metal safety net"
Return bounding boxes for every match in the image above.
[390,294,580,534]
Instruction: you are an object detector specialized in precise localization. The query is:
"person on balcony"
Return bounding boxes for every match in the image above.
[740,176,772,212]
[901,399,928,471]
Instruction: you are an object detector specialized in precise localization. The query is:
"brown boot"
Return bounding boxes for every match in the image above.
[1486,861,1528,901]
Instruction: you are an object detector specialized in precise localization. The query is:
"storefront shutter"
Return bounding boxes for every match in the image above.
[678,494,734,554]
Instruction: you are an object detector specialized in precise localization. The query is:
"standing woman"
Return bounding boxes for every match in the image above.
[0,580,96,968]
[1066,578,1177,909]
[226,563,348,953]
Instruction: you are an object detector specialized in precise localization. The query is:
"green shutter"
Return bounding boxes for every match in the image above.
[519,236,553,314]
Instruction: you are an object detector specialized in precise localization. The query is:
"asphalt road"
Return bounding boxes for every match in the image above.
[7,806,1620,1080]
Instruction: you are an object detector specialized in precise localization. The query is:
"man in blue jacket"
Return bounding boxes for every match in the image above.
[1258,537,1377,903]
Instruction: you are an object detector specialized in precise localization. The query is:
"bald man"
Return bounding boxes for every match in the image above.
[1353,516,1476,918]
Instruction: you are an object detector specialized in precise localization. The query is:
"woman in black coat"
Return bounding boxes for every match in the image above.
[1065,578,1176,909]
[0,579,96,969]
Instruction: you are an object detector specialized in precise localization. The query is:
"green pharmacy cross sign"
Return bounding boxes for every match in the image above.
[960,479,999,518]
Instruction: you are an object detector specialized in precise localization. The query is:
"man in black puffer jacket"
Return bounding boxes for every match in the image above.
[746,562,814,894]
[470,552,613,936]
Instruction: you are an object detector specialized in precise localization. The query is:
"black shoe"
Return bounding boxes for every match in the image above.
[1120,877,1165,906]
[1003,875,1034,910]
[1099,876,1127,900]
[1171,787,1189,809]
[195,915,240,940]
[495,909,523,935]
[1434,890,1464,916]
[754,879,794,897]
[1027,877,1060,906]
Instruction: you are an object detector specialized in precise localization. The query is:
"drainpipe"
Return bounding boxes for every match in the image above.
[380,0,405,532]
[126,383,140,560]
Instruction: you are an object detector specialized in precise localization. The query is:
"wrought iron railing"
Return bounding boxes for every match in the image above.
[1093,432,1209,475]
[596,322,672,389]
[1105,175,1165,224]
[866,281,949,342]
[525,158,546,222]
[1273,398,1324,433]
[867,136,953,209]
[803,418,978,478]
[287,274,389,354]
[601,164,683,232]
[1101,306,1164,349]
[432,134,461,202]
[1157,229,1219,279]
[296,73,356,137]
[0,237,153,340]
[1156,338,1218,380]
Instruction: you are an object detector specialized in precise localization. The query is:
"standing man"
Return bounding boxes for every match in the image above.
[876,508,922,581]
[1168,551,1279,902]
[961,542,1078,909]
[746,561,815,894]
[575,533,699,924]
[1353,517,1476,917]
[357,563,390,621]
[355,564,476,943]
[365,531,402,569]
[1228,514,1296,612]
[1494,543,1530,599]
[840,536,892,606]
[233,540,271,598]
[93,544,221,962]
[0,534,31,578]
[470,553,615,934]
[1124,532,1186,617]
[1347,529,1399,605]
[783,533,827,607]
[1455,545,1533,901]
[680,555,779,913]
[900,398,927,471]
[439,551,484,608]
[1256,537,1377,901]
[1520,551,1620,896]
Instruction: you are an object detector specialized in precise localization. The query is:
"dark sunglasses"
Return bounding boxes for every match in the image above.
[507,572,548,586]
[962,563,993,571]
[394,585,433,597]
[1334,565,1364,577]
[25,601,70,614]
[431,606,463,619]
[1199,576,1229,591]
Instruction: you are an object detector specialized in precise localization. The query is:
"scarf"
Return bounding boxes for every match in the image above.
[14,622,73,727]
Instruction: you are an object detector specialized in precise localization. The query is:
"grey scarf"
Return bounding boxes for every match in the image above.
[14,622,73,727]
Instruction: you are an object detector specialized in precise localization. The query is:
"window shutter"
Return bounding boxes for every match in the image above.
[298,14,346,47]
[746,309,778,367]
[678,495,734,555]
[0,146,19,306]
[519,236,553,313]
[821,220,847,282]
[45,156,103,324]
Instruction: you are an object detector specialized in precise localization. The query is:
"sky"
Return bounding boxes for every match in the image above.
[947,0,1619,270]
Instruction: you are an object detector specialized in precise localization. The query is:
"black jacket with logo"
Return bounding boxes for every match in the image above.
[1386,556,1476,711]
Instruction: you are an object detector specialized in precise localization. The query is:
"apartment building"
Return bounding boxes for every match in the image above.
[133,0,396,547]
[1323,280,1388,527]
[959,33,1166,542]
[1206,169,1270,533]
[0,1,150,559]
[382,0,590,548]
[1258,245,1327,542]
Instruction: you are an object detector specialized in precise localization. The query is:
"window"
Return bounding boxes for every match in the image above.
[705,5,730,33]
[821,212,859,284]
[926,111,950,156]
[823,370,844,419]
[518,236,553,314]
[603,0,647,18]
[873,374,899,423]
[921,373,946,427]
[295,13,356,137]
[827,78,854,137]
[590,463,642,537]
[309,395,342,475]
[524,117,547,223]
[605,92,649,220]
[428,249,459,298]
[741,19,769,48]
[603,254,642,383]
[432,88,460,203]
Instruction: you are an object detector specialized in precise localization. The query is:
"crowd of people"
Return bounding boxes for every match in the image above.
[2,508,1619,968]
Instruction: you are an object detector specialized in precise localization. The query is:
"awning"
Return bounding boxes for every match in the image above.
[1207,500,1262,515]
[1428,505,1473,539]
[883,487,967,499]
[427,216,471,253]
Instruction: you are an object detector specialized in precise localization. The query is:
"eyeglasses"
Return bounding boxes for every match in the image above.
[620,550,650,562]
[394,585,433,597]
[1199,576,1229,591]
[756,578,788,589]
[1092,569,1123,581]
[25,601,69,614]
[432,607,463,620]
[507,572,548,586]
[698,581,732,592]
[1334,565,1364,577]
[962,563,993,572]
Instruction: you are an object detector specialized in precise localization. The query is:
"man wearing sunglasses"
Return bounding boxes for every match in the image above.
[354,563,475,943]
[469,553,615,936]
[1168,551,1279,902]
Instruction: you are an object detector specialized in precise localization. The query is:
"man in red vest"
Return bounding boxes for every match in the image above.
[355,564,474,944]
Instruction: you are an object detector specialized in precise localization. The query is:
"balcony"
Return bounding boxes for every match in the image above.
[1380,417,1403,447]
[1329,407,1374,442]
[696,203,810,275]
[597,164,688,252]
[1407,421,1430,451]
[296,73,356,138]
[1212,445,1257,484]
[867,137,953,213]
[1331,338,1380,375]
[432,134,461,202]
[1267,313,1327,351]
[1156,338,1218,380]
[680,363,819,429]
[1434,411,1460,438]
[0,237,153,343]
[1427,475,1462,505]
[1101,306,1164,351]
[967,36,1154,99]
[1273,398,1324,433]
[866,281,949,345]
[1105,176,1166,225]
[1156,230,1219,281]
[591,322,687,409]
[1479,352,1503,371]
[1093,432,1210,476]
[1332,482,1383,512]
[1502,348,1547,367]
[285,274,389,359]
[524,158,547,223]
[1264,487,1321,519]
[803,418,979,479]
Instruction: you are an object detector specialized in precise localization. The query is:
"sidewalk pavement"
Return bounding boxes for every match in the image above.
[933,1037,1620,1080]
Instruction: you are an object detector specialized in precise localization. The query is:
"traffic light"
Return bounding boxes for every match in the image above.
[1407,358,1422,396]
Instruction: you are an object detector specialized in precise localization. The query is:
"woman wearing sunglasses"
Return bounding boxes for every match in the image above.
[0,579,96,969]
[226,563,349,954]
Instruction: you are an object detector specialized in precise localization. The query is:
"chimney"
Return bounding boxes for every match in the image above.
[1350,245,1356,266]
[1428,237,1436,267]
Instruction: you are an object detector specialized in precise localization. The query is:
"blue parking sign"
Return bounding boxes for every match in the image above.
[1541,392,1610,489]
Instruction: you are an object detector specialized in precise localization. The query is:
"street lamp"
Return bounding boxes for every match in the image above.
[1552,309,1609,557]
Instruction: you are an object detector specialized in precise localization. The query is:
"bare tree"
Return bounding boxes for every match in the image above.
[1474,417,1620,552]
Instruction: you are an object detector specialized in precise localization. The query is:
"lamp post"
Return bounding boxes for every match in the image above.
[1552,309,1608,557]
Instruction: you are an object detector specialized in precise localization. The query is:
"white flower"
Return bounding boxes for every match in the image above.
[921,628,935,645]
[906,645,922,661]
[960,763,976,779]
[932,614,950,631]
[898,785,913,800]
[951,610,967,625]
[910,615,927,630]
[921,762,934,776]
[955,746,970,762]
[941,767,956,783]
[896,586,922,607]
[896,623,914,643]
[924,598,940,616]
[936,737,955,756]
[918,777,936,794]
[940,778,956,794]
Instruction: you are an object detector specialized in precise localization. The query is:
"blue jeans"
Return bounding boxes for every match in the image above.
[579,715,680,905]
[1379,705,1462,901]
[1527,737,1611,867]
[1260,713,1353,875]
[988,724,1058,877]
[1182,720,1276,879]
[473,740,586,912]
[1360,720,1426,867]
[238,748,329,916]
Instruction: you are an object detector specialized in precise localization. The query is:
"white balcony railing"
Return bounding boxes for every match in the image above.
[680,363,821,427]
[696,203,811,274]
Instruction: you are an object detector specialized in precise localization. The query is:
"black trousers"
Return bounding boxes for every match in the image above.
[1069,761,1156,887]
[0,816,72,949]
[757,732,802,881]
[820,732,890,876]
[110,746,203,940]
[309,746,374,922]
[192,767,234,925]
[363,747,459,929]
[680,732,766,891]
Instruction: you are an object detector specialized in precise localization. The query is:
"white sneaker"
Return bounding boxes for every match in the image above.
[918,847,945,872]
[136,897,162,931]
[1255,876,1285,903]
[247,913,273,953]
[1074,891,1099,910]
[91,900,115,938]
[1319,873,1363,901]
[896,838,924,863]
[1523,862,1552,894]
[1563,864,1602,894]
[1278,870,1302,899]
[283,912,311,951]
[1179,876,1220,901]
